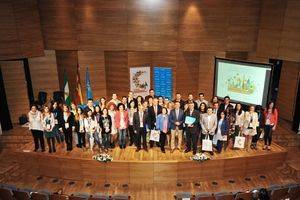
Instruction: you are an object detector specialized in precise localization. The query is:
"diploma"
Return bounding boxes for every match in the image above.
[185,116,196,125]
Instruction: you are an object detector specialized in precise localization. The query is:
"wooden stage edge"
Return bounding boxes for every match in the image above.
[14,142,287,184]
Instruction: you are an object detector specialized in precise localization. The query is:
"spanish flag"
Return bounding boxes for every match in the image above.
[75,63,83,105]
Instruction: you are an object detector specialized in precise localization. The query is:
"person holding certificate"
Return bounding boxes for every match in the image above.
[184,101,200,155]
[200,107,217,155]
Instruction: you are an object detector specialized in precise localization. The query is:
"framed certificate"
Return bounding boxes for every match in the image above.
[185,116,196,125]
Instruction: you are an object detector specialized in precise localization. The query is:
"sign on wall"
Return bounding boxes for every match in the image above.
[154,67,173,100]
[130,66,151,97]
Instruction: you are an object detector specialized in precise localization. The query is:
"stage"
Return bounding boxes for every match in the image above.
[11,127,287,185]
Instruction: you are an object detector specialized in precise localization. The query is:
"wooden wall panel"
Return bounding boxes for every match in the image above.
[127,0,178,51]
[13,0,44,58]
[256,0,286,59]
[178,0,228,51]
[198,52,225,100]
[278,0,300,62]
[0,0,21,60]
[226,0,261,51]
[0,0,43,60]
[0,61,29,123]
[38,0,77,50]
[176,51,199,98]
[55,50,78,100]
[276,61,300,121]
[105,51,129,98]
[28,50,59,101]
[78,51,106,101]
[225,52,248,61]
[76,0,127,51]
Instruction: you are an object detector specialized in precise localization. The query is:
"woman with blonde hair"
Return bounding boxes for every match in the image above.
[243,105,259,150]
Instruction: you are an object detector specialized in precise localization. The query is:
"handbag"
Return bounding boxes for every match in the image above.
[150,130,160,142]
[202,135,213,152]
[234,131,245,149]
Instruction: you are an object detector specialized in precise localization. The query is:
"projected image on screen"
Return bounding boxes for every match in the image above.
[215,58,272,106]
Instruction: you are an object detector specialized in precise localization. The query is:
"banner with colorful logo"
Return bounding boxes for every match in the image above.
[130,66,150,97]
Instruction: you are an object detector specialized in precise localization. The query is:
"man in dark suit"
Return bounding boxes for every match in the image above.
[145,88,157,102]
[184,101,200,155]
[169,101,185,153]
[148,98,162,147]
[219,96,233,114]
[173,92,185,110]
[133,105,149,152]
[127,91,137,108]
[185,94,198,110]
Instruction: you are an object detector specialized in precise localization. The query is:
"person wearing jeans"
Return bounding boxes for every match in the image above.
[263,102,278,150]
[115,103,129,149]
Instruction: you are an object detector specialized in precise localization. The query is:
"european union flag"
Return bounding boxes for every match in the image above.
[85,67,93,100]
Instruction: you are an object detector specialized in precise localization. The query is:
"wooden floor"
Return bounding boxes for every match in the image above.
[16,126,287,162]
[0,124,299,199]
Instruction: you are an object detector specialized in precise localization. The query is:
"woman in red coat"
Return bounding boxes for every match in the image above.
[115,103,129,149]
[263,101,278,150]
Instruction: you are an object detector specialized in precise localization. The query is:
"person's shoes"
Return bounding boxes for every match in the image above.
[209,151,214,156]
[49,150,52,153]
[41,149,45,152]
[171,149,175,153]
[263,146,267,150]
[34,149,38,152]
[136,148,140,152]
[184,149,191,153]
[129,142,133,146]
[144,148,148,152]
[267,146,271,151]
[53,149,56,153]
[162,149,166,153]
[193,150,196,155]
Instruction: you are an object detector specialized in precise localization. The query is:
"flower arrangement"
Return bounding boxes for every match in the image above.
[92,153,113,163]
[190,153,210,163]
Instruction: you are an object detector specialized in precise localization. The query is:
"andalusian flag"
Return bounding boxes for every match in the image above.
[63,72,71,106]
[75,64,83,105]
[85,67,93,100]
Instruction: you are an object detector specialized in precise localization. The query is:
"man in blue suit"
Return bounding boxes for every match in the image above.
[169,101,185,153]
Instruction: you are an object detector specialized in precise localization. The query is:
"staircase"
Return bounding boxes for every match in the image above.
[0,125,32,153]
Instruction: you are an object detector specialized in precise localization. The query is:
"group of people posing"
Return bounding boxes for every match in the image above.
[28,89,278,155]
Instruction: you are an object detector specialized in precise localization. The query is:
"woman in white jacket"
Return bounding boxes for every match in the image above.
[84,109,98,152]
[243,105,259,150]
[28,105,45,152]
[42,105,56,153]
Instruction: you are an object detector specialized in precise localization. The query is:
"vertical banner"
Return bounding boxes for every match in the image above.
[130,66,151,97]
[154,67,173,100]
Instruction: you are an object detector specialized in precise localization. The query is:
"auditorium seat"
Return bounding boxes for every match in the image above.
[89,193,110,200]
[111,194,131,200]
[234,191,252,200]
[12,188,32,200]
[195,192,215,200]
[0,187,14,200]
[69,192,90,200]
[31,189,51,200]
[174,192,194,200]
[288,184,300,200]
[270,185,289,200]
[49,193,69,200]
[214,192,234,200]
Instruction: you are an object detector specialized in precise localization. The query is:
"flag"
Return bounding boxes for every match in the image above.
[75,64,83,105]
[63,72,71,106]
[85,67,93,100]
